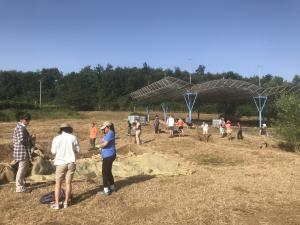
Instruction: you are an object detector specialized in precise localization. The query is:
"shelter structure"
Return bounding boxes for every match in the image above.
[130,77,300,127]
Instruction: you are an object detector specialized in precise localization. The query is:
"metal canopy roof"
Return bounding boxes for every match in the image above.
[130,76,300,103]
[129,76,190,103]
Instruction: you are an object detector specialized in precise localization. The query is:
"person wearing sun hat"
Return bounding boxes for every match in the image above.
[259,123,268,148]
[98,121,116,196]
[50,123,80,209]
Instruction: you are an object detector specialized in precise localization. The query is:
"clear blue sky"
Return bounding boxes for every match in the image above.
[0,0,299,80]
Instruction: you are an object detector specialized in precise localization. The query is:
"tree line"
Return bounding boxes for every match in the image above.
[0,63,299,111]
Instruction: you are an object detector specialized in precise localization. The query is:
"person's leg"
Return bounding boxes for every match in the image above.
[65,163,76,206]
[15,159,29,192]
[93,138,96,148]
[55,179,62,206]
[53,165,67,209]
[101,157,110,193]
[107,155,116,190]
[136,130,141,144]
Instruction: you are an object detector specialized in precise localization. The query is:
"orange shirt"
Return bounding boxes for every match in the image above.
[177,120,184,126]
[90,127,98,139]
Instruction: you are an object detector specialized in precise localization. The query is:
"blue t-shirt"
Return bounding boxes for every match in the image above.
[101,130,116,158]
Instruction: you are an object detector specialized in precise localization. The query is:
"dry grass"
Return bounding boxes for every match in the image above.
[0,111,300,225]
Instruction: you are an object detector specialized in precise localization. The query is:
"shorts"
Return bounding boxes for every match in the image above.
[55,163,76,182]
[178,126,183,130]
[168,126,174,131]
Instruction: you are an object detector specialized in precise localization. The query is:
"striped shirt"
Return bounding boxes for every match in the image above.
[13,122,32,162]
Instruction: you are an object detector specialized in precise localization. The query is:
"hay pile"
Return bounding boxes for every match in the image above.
[27,152,196,182]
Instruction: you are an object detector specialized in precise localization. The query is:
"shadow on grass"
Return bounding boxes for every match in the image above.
[72,175,155,205]
[29,181,56,190]
[143,139,155,144]
[191,154,244,166]
[278,142,299,153]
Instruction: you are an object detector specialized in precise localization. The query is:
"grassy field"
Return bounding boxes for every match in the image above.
[0,111,299,225]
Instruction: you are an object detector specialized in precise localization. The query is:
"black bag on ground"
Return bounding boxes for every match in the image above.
[40,189,65,204]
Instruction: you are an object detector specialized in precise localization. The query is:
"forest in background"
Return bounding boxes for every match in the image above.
[1,63,300,121]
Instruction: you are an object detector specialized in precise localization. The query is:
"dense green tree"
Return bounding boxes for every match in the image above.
[274,94,300,151]
[292,75,300,85]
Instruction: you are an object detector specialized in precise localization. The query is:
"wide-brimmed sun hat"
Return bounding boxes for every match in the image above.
[100,121,112,130]
[60,123,72,128]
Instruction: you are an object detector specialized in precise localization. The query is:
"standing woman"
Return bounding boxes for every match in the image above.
[98,121,116,196]
[135,119,142,144]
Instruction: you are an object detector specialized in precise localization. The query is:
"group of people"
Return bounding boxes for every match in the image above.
[218,117,243,140]
[12,112,269,210]
[13,113,117,210]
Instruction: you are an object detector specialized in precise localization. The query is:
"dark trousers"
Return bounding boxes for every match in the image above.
[154,125,159,134]
[90,138,96,148]
[102,154,116,187]
[237,129,243,140]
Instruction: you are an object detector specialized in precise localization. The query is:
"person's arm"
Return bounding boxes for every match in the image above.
[51,137,57,155]
[99,140,109,148]
[100,132,113,148]
[74,138,80,153]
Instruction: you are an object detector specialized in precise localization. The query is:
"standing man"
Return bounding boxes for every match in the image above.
[13,113,33,193]
[166,114,175,137]
[153,115,160,134]
[51,123,80,209]
[89,122,98,150]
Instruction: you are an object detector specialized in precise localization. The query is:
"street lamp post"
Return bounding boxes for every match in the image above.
[39,79,42,108]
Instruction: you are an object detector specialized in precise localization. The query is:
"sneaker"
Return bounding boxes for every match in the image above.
[110,184,117,193]
[63,202,68,209]
[97,190,111,196]
[50,203,59,210]
[16,188,32,193]
[110,188,117,193]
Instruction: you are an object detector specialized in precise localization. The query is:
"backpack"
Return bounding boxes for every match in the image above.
[40,189,65,204]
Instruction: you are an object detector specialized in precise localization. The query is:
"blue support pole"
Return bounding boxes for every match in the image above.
[183,92,197,124]
[253,96,267,127]
[145,106,150,123]
[161,102,169,122]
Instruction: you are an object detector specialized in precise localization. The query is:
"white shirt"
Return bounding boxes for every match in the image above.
[51,132,80,165]
[201,123,209,132]
[166,117,175,127]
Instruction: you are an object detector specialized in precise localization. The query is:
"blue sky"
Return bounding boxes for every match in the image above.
[0,0,299,80]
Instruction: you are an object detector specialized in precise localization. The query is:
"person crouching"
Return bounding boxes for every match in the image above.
[98,121,117,196]
[50,123,80,210]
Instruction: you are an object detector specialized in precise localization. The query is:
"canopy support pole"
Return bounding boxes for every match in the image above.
[183,92,197,124]
[253,96,268,127]
[145,106,150,123]
[161,102,169,122]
